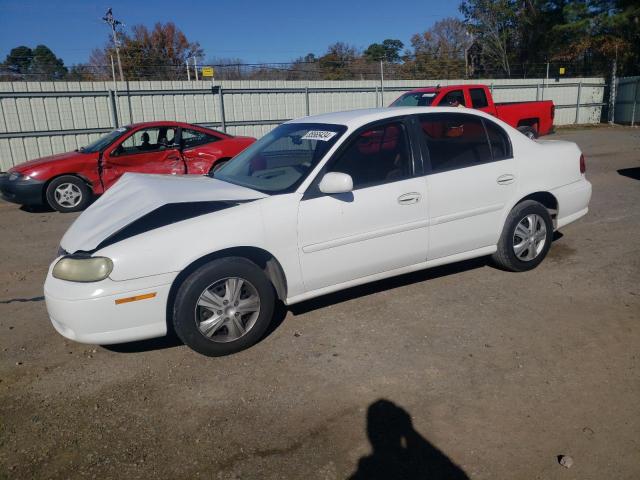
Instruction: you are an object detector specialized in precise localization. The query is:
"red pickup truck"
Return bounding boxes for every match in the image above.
[391,84,554,139]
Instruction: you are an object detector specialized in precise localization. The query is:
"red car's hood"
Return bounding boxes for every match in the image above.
[10,151,96,173]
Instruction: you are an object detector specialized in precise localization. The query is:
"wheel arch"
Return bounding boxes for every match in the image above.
[517,118,540,130]
[208,157,231,174]
[514,191,558,227]
[165,246,288,333]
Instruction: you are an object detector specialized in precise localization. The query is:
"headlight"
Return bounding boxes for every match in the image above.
[52,256,113,282]
[8,172,22,181]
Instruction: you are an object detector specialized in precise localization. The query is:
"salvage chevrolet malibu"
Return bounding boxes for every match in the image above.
[44,107,592,356]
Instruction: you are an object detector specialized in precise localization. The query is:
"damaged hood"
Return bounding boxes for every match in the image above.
[61,173,267,253]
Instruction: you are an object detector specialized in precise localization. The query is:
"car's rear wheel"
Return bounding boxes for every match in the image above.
[45,175,91,212]
[172,257,275,356]
[492,200,553,272]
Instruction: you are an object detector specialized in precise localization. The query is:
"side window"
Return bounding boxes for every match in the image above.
[181,129,219,149]
[483,119,512,160]
[118,127,176,155]
[470,88,489,108]
[440,90,466,107]
[419,113,492,173]
[328,122,412,189]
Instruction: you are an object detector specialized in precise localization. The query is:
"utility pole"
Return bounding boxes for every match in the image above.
[609,45,618,124]
[186,60,191,81]
[194,57,199,81]
[103,8,125,82]
[379,60,385,107]
[110,55,117,89]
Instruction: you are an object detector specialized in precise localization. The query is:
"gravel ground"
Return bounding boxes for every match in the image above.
[0,125,639,480]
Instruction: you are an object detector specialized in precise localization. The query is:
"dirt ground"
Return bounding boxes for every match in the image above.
[1,126,639,480]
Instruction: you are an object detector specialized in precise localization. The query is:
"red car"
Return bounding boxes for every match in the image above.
[0,121,255,212]
[391,84,555,139]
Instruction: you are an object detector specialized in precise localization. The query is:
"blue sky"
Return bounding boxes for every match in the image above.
[0,0,460,66]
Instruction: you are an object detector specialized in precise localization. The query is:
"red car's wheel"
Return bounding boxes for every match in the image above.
[45,175,91,213]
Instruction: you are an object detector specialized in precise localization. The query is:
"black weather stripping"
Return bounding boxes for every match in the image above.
[94,201,245,251]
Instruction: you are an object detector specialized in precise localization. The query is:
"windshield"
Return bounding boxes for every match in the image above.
[392,92,436,107]
[81,127,129,153]
[214,123,347,194]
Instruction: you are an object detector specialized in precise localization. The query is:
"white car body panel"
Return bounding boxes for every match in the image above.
[45,107,592,345]
[298,176,429,291]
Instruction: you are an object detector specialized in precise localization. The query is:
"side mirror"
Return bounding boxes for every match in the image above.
[319,172,353,194]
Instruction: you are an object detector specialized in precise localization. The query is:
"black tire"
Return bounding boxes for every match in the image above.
[45,175,91,212]
[172,257,275,356]
[492,200,553,272]
[518,126,538,140]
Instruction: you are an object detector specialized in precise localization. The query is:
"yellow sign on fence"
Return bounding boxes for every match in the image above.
[559,67,566,75]
[201,67,215,78]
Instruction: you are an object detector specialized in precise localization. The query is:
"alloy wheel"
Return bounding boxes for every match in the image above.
[194,277,261,343]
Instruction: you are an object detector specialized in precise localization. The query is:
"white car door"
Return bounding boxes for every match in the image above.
[298,120,429,292]
[418,112,517,259]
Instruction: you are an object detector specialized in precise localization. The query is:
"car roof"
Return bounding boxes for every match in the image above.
[286,106,496,130]
[125,121,225,132]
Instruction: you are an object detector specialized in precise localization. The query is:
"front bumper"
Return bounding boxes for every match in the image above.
[44,267,177,345]
[0,173,45,205]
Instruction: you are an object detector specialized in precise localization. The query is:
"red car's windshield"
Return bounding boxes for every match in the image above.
[80,127,129,153]
[391,92,437,107]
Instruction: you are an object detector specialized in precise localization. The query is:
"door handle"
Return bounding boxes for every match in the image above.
[167,155,181,161]
[397,192,421,205]
[497,174,515,185]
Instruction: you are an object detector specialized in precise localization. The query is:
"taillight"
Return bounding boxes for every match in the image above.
[551,104,555,120]
[580,154,586,174]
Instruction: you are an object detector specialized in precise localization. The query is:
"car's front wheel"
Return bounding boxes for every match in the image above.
[492,200,553,272]
[172,257,275,356]
[45,175,91,212]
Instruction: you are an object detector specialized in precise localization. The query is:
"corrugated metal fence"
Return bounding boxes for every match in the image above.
[613,76,640,125]
[0,77,606,171]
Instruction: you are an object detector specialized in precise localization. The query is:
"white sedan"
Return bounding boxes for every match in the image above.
[44,107,592,356]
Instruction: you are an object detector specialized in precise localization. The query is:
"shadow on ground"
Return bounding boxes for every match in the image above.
[349,399,469,480]
[618,167,640,181]
[20,204,54,213]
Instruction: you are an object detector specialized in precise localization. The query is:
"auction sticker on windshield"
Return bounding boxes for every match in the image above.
[301,130,338,141]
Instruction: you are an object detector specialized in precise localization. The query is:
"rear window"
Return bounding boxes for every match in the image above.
[483,120,512,160]
[419,113,491,172]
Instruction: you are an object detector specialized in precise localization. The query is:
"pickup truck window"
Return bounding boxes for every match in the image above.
[470,88,489,108]
[419,113,493,173]
[441,90,466,107]
[328,122,412,189]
